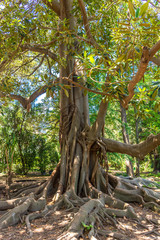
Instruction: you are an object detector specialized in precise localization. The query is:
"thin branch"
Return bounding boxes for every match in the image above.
[24,38,57,48]
[27,54,46,77]
[11,54,42,75]
[21,44,58,62]
[46,56,53,76]
[78,0,110,63]
[78,0,94,42]
[102,133,160,159]
[64,77,116,97]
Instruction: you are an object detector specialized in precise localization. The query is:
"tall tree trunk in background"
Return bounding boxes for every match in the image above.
[120,102,134,177]
[135,109,140,176]
[153,148,160,172]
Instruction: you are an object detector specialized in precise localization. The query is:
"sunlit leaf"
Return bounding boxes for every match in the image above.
[64,88,69,97]
[151,88,158,100]
[128,0,135,17]
[116,54,125,63]
[139,1,149,17]
[89,54,95,64]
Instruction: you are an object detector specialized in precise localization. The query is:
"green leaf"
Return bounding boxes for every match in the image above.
[135,8,140,18]
[64,88,69,97]
[81,222,93,230]
[89,54,95,64]
[46,88,50,98]
[139,1,149,17]
[84,89,88,96]
[128,0,135,17]
[81,222,88,228]
[116,54,125,63]
[151,88,158,100]
[44,74,48,80]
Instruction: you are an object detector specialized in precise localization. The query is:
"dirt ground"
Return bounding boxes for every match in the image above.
[0,204,160,240]
[0,174,160,240]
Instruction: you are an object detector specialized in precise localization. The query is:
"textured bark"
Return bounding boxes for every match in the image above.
[102,133,160,159]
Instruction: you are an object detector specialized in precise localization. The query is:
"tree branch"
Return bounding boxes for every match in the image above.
[64,77,119,100]
[77,0,110,63]
[21,44,58,62]
[78,0,94,42]
[42,0,60,16]
[149,40,160,58]
[151,56,160,66]
[0,80,58,111]
[102,133,160,159]
[27,54,46,76]
[122,40,160,108]
[89,100,108,139]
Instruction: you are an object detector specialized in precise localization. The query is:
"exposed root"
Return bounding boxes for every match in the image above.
[97,229,128,240]
[0,193,34,229]
[0,170,159,239]
[0,195,31,210]
[57,197,105,240]
[57,190,138,240]
[110,175,160,213]
[144,201,160,213]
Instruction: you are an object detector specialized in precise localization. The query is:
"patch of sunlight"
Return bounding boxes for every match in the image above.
[59,220,68,226]
[135,230,146,234]
[122,224,133,230]
[33,227,44,233]
[19,230,25,234]
[54,211,61,215]
[45,225,53,230]
[146,214,152,219]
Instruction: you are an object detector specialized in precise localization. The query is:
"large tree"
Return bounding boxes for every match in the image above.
[0,0,160,239]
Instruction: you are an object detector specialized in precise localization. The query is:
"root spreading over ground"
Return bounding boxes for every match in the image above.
[0,171,160,240]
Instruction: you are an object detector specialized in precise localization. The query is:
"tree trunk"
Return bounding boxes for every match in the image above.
[153,148,160,172]
[120,102,134,177]
[135,110,140,176]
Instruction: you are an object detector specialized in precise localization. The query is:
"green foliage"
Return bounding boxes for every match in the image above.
[0,100,59,174]
[81,222,93,231]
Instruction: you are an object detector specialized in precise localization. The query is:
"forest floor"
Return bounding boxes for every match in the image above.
[0,172,160,240]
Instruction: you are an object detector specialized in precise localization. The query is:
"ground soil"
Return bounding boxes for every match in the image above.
[0,173,160,240]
